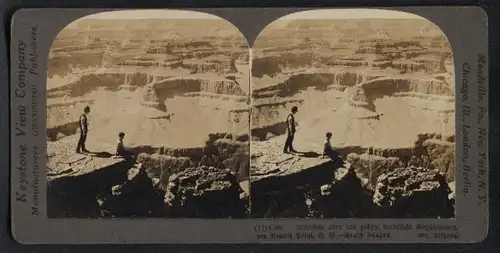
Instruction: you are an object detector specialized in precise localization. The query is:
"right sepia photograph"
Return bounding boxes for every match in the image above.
[249,9,456,219]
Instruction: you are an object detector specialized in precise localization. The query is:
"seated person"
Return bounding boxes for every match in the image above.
[114,132,135,160]
[321,132,341,161]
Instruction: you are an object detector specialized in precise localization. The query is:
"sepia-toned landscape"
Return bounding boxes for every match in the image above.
[250,12,456,218]
[46,12,251,218]
[46,10,457,220]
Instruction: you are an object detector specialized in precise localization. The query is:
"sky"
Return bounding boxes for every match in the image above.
[280,9,425,20]
[80,10,221,20]
[79,9,424,20]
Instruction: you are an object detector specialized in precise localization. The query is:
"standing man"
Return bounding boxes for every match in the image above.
[284,106,298,153]
[76,105,90,154]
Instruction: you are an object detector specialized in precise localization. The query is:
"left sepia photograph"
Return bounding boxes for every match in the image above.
[45,10,251,218]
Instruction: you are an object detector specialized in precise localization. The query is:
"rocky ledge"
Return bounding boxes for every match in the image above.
[46,139,136,218]
[251,140,343,195]
[47,139,128,181]
[250,140,455,218]
[47,134,250,218]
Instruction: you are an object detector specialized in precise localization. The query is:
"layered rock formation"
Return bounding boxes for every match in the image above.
[49,18,248,80]
[250,73,454,149]
[153,76,247,99]
[253,19,451,80]
[251,17,454,153]
[136,136,250,183]
[344,133,455,190]
[47,19,250,147]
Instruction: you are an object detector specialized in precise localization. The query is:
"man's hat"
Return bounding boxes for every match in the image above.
[84,105,90,111]
[292,106,298,112]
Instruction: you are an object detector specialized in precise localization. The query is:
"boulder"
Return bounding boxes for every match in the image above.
[448,181,456,209]
[346,153,403,190]
[442,133,455,143]
[407,155,430,168]
[99,167,167,218]
[164,166,247,218]
[212,139,250,181]
[136,153,192,188]
[239,181,251,217]
[448,181,456,201]
[372,166,454,218]
[313,164,378,218]
[423,139,455,182]
[413,133,442,154]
